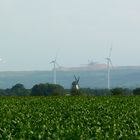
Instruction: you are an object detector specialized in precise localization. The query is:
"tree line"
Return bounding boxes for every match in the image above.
[0,83,140,96]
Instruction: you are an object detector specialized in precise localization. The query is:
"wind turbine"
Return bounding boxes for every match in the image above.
[50,56,57,84]
[106,46,113,90]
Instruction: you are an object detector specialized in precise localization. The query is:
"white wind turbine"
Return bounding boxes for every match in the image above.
[50,56,57,84]
[106,46,113,90]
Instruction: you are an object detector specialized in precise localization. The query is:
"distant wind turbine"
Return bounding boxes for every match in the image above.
[50,50,61,85]
[50,56,57,84]
[106,46,113,90]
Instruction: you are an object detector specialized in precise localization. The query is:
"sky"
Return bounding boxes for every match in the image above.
[0,0,140,71]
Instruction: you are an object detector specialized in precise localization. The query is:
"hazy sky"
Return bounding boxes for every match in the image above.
[0,0,140,71]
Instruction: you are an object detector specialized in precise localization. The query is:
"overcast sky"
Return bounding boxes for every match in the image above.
[0,0,140,71]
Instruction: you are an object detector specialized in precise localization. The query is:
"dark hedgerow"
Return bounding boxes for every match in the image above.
[133,88,140,95]
[111,88,125,96]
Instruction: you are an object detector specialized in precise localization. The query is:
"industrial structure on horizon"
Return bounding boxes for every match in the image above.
[55,61,108,71]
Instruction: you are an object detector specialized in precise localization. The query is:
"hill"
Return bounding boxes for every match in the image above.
[0,67,140,89]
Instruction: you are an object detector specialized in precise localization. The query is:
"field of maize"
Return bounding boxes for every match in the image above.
[0,96,140,139]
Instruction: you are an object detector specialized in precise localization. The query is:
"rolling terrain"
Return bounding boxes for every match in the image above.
[0,67,140,89]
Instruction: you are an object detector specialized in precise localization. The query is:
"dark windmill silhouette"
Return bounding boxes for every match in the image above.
[71,75,80,91]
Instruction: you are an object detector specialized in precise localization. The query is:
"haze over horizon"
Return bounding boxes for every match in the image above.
[0,0,140,71]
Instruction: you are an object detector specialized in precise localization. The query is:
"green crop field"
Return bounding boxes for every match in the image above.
[0,96,140,139]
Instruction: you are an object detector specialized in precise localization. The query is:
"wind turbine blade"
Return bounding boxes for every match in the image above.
[54,56,57,62]
[109,59,113,68]
[56,62,60,67]
[55,49,60,62]
[109,46,112,58]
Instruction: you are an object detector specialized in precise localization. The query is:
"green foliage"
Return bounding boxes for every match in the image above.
[31,83,66,96]
[0,84,30,96]
[79,88,112,96]
[0,82,133,96]
[71,88,79,96]
[111,88,125,96]
[133,88,140,95]
[11,83,25,91]
[10,83,30,96]
[71,88,85,96]
[1,96,140,139]
[31,84,47,96]
[0,89,7,96]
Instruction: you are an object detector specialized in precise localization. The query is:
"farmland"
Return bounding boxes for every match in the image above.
[0,96,140,139]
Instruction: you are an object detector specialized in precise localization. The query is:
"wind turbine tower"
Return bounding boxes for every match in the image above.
[106,46,113,90]
[50,58,57,84]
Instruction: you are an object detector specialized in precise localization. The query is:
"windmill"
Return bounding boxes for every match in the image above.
[106,46,113,90]
[72,75,80,90]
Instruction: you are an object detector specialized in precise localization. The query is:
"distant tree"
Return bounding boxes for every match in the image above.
[133,88,140,95]
[71,88,81,96]
[0,89,7,96]
[123,88,133,96]
[47,84,66,96]
[71,87,85,96]
[80,88,95,96]
[11,83,30,96]
[111,88,124,96]
[11,83,25,91]
[93,89,111,96]
[31,84,48,96]
[31,83,66,96]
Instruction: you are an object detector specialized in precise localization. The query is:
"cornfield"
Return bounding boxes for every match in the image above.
[0,96,140,139]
